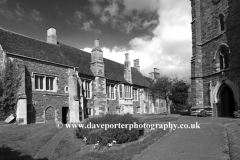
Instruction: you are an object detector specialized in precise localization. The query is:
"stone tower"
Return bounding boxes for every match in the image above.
[190,0,204,108]
[190,0,240,117]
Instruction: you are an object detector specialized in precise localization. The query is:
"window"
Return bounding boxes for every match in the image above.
[136,106,140,113]
[86,108,92,115]
[219,46,229,70]
[219,14,225,31]
[133,88,138,100]
[34,74,56,91]
[124,85,132,99]
[64,86,68,93]
[119,85,123,98]
[82,80,91,99]
[35,75,44,90]
[107,84,115,100]
[46,77,54,90]
[145,92,148,101]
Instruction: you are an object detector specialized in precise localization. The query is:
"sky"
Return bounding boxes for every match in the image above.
[0,0,192,83]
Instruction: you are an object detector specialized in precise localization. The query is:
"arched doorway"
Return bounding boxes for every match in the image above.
[45,106,56,123]
[219,85,235,117]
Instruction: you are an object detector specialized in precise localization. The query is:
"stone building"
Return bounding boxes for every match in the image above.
[190,0,240,117]
[0,27,166,124]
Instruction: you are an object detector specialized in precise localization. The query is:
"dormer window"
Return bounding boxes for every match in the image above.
[219,14,225,31]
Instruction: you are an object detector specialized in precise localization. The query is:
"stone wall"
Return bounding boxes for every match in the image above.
[20,58,69,123]
[191,0,240,115]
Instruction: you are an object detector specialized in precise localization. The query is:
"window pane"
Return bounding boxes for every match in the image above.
[46,77,54,90]
[40,77,43,89]
[50,78,53,90]
[35,76,39,89]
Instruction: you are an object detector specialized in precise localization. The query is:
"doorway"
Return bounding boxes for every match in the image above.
[220,85,235,117]
[62,107,69,124]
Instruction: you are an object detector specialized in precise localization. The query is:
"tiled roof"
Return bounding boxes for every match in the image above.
[0,28,149,88]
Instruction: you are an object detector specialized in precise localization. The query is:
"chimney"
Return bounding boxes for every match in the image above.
[124,53,132,83]
[154,68,160,79]
[149,72,154,80]
[154,68,159,73]
[91,38,104,77]
[125,53,129,61]
[133,59,140,71]
[149,68,160,80]
[94,38,99,48]
[47,27,57,44]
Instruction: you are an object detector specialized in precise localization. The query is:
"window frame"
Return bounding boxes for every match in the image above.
[124,85,132,99]
[106,83,115,100]
[133,88,138,101]
[82,79,92,99]
[119,84,123,99]
[34,74,57,92]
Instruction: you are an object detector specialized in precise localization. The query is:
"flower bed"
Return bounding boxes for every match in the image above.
[76,114,144,146]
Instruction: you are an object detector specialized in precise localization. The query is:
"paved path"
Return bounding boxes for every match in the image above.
[134,116,230,160]
[34,127,68,159]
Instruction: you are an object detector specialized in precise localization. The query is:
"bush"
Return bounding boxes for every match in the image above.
[200,110,208,117]
[234,110,240,118]
[76,114,144,146]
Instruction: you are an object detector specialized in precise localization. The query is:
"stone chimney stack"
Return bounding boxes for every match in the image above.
[154,68,160,79]
[124,53,132,83]
[149,72,154,80]
[47,27,57,45]
[91,38,104,77]
[94,38,99,48]
[133,59,140,71]
[149,68,160,80]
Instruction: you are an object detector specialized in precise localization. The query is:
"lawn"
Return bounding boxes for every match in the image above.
[51,114,178,160]
[225,120,240,160]
[0,115,179,160]
[0,123,60,160]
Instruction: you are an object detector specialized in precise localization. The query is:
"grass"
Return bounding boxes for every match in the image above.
[77,128,168,160]
[133,114,179,123]
[0,115,179,160]
[51,114,178,160]
[225,120,240,160]
[51,128,85,160]
[0,122,60,160]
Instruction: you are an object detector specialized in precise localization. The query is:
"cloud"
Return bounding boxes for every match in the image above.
[88,0,159,34]
[85,0,192,82]
[123,0,160,13]
[55,6,63,16]
[81,20,101,34]
[0,7,13,19]
[30,9,43,22]
[75,11,85,20]
[15,3,25,20]
[0,0,7,4]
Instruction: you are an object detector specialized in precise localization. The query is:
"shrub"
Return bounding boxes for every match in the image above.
[76,114,144,146]
[234,110,240,118]
[0,59,21,120]
[200,110,208,117]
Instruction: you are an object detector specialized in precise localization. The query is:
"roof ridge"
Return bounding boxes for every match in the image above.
[0,27,55,46]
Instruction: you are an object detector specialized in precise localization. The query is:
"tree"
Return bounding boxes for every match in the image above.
[151,76,172,114]
[169,79,190,111]
[0,59,21,120]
